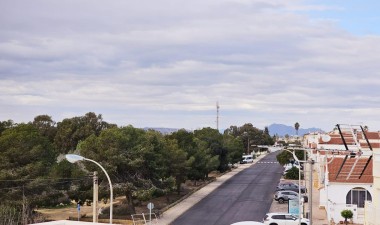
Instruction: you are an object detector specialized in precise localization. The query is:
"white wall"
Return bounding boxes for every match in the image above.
[365,151,380,225]
[327,203,357,224]
[326,183,373,224]
[327,183,373,205]
[319,188,327,208]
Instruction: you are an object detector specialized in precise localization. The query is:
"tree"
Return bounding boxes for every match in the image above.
[341,209,353,225]
[294,122,300,135]
[194,127,226,172]
[31,115,57,142]
[0,123,59,218]
[264,126,269,135]
[168,129,220,182]
[77,125,146,213]
[76,126,190,213]
[0,205,21,225]
[284,166,301,180]
[54,112,116,153]
[276,150,305,166]
[189,139,219,180]
[162,139,189,194]
[0,119,14,135]
[223,134,244,165]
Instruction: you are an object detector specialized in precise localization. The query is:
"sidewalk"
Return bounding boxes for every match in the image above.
[157,154,267,225]
[304,166,328,225]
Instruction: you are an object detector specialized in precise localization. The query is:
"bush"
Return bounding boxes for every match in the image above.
[0,205,21,225]
[284,167,302,180]
[134,188,156,202]
[341,209,353,224]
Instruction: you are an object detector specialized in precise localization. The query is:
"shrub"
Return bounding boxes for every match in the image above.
[284,167,303,180]
[341,209,353,225]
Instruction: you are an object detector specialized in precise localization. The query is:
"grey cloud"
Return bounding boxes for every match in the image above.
[1,0,380,131]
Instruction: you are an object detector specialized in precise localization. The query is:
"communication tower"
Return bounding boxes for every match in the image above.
[216,101,220,130]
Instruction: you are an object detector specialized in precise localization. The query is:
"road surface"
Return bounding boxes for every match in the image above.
[171,152,284,225]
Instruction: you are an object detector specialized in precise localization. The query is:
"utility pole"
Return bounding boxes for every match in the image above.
[93,171,99,223]
[309,159,314,225]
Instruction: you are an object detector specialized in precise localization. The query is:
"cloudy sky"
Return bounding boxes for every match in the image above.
[1,0,380,132]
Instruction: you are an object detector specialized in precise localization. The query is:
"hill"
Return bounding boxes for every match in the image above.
[143,127,180,134]
[268,123,323,137]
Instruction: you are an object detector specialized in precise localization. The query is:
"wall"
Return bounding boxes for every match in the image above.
[327,203,357,224]
[326,182,373,224]
[365,151,380,225]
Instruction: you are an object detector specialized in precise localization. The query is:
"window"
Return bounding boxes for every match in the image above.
[272,215,286,219]
[285,215,295,220]
[346,187,372,208]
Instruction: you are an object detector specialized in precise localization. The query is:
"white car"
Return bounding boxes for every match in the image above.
[240,155,254,164]
[231,221,265,225]
[263,213,309,225]
[283,162,301,173]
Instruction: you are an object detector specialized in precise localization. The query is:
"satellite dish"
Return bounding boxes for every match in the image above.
[322,135,331,142]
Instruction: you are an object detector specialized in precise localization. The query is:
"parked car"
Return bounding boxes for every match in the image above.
[240,155,254,164]
[263,213,309,225]
[274,190,308,204]
[284,162,301,171]
[276,181,306,193]
[231,221,265,225]
[283,161,304,174]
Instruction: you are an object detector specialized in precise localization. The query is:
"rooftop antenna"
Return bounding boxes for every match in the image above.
[216,101,220,130]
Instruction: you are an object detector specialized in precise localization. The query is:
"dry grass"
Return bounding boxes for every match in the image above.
[38,174,222,223]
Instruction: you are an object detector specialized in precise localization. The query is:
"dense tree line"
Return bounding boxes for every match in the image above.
[0,112,274,222]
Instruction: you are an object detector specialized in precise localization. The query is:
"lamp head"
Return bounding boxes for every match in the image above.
[65,154,85,163]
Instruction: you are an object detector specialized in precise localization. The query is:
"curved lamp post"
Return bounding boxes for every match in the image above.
[66,154,113,224]
[284,149,301,225]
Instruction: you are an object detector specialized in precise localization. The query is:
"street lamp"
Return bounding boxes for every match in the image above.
[284,149,302,225]
[66,154,113,224]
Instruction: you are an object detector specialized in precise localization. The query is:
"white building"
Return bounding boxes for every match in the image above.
[319,156,373,224]
[303,126,380,224]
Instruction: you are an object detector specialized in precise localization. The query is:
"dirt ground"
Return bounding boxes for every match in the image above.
[37,173,222,223]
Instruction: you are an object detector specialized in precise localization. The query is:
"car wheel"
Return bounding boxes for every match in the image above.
[278,198,284,204]
[269,223,278,225]
[301,223,307,225]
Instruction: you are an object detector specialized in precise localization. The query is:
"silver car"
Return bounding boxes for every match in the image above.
[274,190,308,204]
[276,181,307,193]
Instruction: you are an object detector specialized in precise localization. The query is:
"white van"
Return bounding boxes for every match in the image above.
[240,155,254,164]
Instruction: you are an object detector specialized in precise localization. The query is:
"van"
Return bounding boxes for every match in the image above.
[240,155,254,164]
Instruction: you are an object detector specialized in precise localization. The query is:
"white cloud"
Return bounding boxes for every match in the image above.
[1,0,380,131]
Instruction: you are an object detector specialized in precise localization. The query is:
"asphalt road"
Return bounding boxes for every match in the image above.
[171,152,284,225]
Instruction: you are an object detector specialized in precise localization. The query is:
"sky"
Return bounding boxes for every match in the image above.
[1,0,380,132]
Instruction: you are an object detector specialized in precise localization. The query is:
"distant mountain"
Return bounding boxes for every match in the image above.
[268,123,323,137]
[143,127,181,134]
